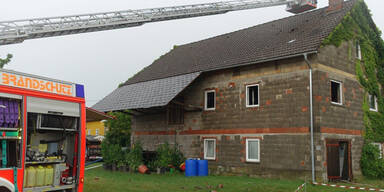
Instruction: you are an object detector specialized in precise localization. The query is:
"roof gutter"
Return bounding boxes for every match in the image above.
[303,52,317,183]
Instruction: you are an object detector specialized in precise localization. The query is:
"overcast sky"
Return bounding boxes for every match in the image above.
[1,0,383,107]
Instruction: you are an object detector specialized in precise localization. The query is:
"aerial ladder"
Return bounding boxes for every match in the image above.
[0,0,317,46]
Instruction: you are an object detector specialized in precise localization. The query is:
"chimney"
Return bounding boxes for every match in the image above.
[327,0,344,12]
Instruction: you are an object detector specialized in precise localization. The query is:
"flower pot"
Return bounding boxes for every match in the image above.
[160,167,167,174]
[103,163,112,170]
[112,163,117,171]
[138,165,149,174]
[118,166,126,172]
[129,166,135,173]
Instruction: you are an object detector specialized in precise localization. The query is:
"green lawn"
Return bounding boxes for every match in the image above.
[84,167,383,192]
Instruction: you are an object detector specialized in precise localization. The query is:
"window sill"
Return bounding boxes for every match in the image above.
[246,105,260,108]
[204,158,216,161]
[330,102,344,107]
[369,109,378,112]
[167,123,185,125]
[245,160,260,163]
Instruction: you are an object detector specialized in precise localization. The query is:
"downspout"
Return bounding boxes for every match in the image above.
[304,53,315,182]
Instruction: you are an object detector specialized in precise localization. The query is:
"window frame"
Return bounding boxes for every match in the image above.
[95,129,99,136]
[204,138,216,160]
[246,84,260,108]
[246,138,260,163]
[204,90,216,111]
[369,94,378,112]
[330,80,343,105]
[356,41,362,60]
[372,143,383,159]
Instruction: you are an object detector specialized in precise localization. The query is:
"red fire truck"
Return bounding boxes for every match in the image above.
[0,69,86,192]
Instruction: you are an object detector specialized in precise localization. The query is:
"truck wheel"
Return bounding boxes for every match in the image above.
[0,186,11,192]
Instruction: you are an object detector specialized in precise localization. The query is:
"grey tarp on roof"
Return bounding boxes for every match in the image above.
[92,72,201,112]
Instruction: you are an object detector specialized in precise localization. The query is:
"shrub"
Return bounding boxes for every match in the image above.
[127,142,143,170]
[154,143,185,168]
[361,143,384,179]
[101,141,113,165]
[101,111,131,166]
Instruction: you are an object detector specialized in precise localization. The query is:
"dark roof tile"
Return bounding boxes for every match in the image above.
[94,0,357,111]
[125,0,356,85]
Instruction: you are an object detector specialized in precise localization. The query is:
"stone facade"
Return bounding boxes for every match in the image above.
[131,42,365,181]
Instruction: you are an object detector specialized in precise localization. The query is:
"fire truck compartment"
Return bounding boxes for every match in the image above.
[24,97,80,191]
[0,96,22,169]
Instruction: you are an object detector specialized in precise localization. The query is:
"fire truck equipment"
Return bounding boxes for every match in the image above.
[26,166,36,187]
[45,165,54,186]
[35,166,45,186]
[53,163,68,186]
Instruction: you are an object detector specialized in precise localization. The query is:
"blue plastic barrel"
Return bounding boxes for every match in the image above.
[185,159,198,177]
[197,160,208,176]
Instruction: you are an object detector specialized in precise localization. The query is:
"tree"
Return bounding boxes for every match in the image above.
[0,54,12,68]
[103,111,131,147]
[101,111,131,166]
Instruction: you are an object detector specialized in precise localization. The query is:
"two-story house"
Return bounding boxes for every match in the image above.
[93,0,384,181]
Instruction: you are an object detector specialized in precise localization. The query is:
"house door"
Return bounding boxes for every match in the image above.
[326,140,351,181]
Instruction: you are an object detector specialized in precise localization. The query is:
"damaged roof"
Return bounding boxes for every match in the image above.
[93,72,201,112]
[93,0,357,112]
[125,0,357,85]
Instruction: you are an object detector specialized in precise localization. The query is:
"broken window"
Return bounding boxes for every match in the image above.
[369,94,378,112]
[204,90,215,110]
[356,41,362,60]
[246,138,260,162]
[204,139,216,160]
[246,84,259,107]
[331,80,342,105]
[167,102,184,125]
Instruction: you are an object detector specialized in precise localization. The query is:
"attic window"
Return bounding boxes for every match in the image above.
[356,41,362,60]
